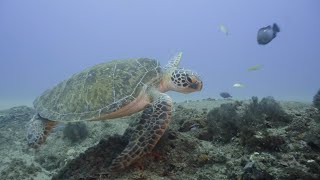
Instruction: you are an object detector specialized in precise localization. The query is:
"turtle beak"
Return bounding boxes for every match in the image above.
[198,81,203,91]
[190,81,203,91]
[199,81,203,91]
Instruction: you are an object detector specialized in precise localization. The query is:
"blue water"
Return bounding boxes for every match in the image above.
[0,0,319,109]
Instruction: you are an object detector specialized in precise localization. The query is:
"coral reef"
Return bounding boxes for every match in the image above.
[241,96,264,127]
[171,105,209,140]
[53,127,202,179]
[1,99,320,179]
[206,96,291,144]
[259,96,291,124]
[242,96,291,128]
[63,122,89,143]
[240,129,286,152]
[313,89,320,110]
[0,106,35,125]
[0,158,42,180]
[52,135,128,179]
[286,117,309,132]
[304,121,320,152]
[0,106,34,152]
[207,103,241,142]
[35,154,62,171]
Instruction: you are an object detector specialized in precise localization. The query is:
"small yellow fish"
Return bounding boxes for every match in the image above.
[218,24,229,35]
[247,64,263,71]
[233,83,245,88]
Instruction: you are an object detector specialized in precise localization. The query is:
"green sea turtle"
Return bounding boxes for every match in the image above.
[26,52,203,172]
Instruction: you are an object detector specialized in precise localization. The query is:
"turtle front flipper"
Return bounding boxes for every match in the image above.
[108,93,173,172]
[164,52,182,70]
[26,114,57,148]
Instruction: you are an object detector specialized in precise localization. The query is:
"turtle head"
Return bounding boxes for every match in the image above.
[161,52,202,93]
[165,68,203,93]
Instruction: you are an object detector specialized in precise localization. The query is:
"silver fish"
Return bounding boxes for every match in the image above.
[218,24,229,36]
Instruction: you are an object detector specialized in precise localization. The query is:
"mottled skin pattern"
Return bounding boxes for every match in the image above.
[26,52,203,173]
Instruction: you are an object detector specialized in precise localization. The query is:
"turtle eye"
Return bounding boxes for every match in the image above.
[186,76,193,83]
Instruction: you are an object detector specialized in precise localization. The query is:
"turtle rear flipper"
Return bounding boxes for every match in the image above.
[108,93,173,172]
[26,114,57,148]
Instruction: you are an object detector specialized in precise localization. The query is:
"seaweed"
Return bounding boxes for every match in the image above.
[206,96,291,144]
[63,122,89,143]
[313,89,320,110]
[242,96,264,128]
[242,96,291,128]
[207,103,241,142]
[239,127,256,146]
[259,96,291,124]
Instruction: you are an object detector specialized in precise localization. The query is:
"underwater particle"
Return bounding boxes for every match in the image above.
[257,23,280,45]
[219,92,232,98]
[233,83,245,88]
[218,23,229,35]
[313,89,320,110]
[247,64,264,71]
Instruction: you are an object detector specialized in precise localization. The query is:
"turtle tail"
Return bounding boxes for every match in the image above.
[26,114,57,148]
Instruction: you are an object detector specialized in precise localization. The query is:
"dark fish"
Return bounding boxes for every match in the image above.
[220,92,232,98]
[257,23,280,45]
